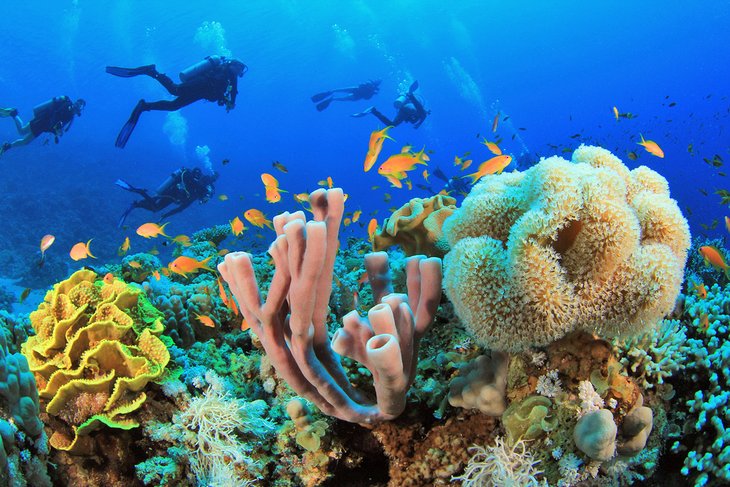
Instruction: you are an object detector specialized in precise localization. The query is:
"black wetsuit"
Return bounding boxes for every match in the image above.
[30,97,76,137]
[146,68,238,112]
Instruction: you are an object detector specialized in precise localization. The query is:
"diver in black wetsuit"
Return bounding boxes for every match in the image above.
[106,55,247,148]
[0,96,85,156]
[310,79,381,111]
[115,167,218,227]
[351,81,429,129]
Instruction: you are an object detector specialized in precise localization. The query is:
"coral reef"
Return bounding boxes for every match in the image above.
[373,194,456,257]
[21,270,170,453]
[443,145,690,352]
[452,436,544,486]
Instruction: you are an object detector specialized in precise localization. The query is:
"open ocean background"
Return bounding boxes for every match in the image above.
[0,0,728,309]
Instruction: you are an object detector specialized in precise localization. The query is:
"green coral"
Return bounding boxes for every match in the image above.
[21,270,170,453]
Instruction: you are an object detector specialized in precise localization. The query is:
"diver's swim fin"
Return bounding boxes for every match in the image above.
[311,91,332,103]
[117,206,134,229]
[0,108,18,118]
[115,100,146,148]
[106,64,157,78]
[316,99,333,111]
[114,179,132,190]
[408,80,419,94]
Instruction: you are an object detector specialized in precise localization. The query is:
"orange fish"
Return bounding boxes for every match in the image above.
[637,134,664,158]
[699,245,730,276]
[195,313,216,328]
[613,106,619,121]
[152,270,161,281]
[39,234,55,267]
[230,216,245,236]
[344,217,352,227]
[377,147,429,177]
[240,317,250,332]
[118,236,130,256]
[149,246,160,256]
[261,173,287,203]
[293,192,310,204]
[491,112,499,132]
[699,313,710,332]
[454,155,473,170]
[69,240,95,261]
[218,248,230,256]
[128,260,142,269]
[692,282,707,300]
[40,234,55,256]
[137,222,169,239]
[384,174,403,188]
[172,235,192,247]
[217,276,229,306]
[244,209,273,229]
[481,139,502,156]
[725,215,730,234]
[422,169,430,182]
[367,218,378,242]
[466,155,513,183]
[352,210,362,223]
[168,255,214,277]
[364,126,394,172]
[227,290,239,316]
[103,273,115,284]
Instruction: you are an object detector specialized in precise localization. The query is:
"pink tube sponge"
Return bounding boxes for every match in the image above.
[218,189,442,425]
[443,145,690,352]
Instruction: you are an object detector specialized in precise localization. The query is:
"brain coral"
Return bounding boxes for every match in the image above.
[443,145,690,352]
[21,270,170,453]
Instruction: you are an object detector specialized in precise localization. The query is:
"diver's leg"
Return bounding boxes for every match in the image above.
[1,132,34,155]
[14,119,30,135]
[144,97,194,112]
[151,73,181,96]
[369,108,396,126]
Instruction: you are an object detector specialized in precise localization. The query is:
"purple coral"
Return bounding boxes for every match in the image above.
[218,188,442,425]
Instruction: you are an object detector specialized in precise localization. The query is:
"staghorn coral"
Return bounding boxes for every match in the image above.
[374,194,457,257]
[21,270,170,453]
[443,145,690,352]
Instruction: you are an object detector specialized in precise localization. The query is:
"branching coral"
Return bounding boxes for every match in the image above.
[443,145,690,352]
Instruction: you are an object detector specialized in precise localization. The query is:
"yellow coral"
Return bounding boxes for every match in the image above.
[443,146,690,352]
[22,270,169,453]
[373,194,456,257]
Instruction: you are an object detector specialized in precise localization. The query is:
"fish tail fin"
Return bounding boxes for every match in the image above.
[466,172,479,184]
[159,222,170,237]
[265,221,274,230]
[201,256,215,272]
[86,239,97,259]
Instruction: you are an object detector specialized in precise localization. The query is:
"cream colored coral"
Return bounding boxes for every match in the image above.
[443,145,690,352]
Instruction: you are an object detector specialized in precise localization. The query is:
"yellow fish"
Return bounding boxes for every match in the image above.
[118,236,130,256]
[352,210,362,223]
[344,217,352,226]
[364,126,394,172]
[218,194,229,201]
[244,209,273,229]
[137,222,169,239]
[422,169,429,182]
[637,134,664,158]
[69,240,96,261]
[195,313,216,328]
[367,218,378,242]
[172,234,192,247]
[378,148,429,177]
[466,155,513,183]
[613,106,619,121]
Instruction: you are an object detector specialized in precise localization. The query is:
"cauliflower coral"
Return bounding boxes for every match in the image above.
[443,145,690,352]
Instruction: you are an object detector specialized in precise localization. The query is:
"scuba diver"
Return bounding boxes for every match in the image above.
[310,79,381,111]
[115,167,218,227]
[0,96,85,156]
[106,55,248,148]
[351,81,428,129]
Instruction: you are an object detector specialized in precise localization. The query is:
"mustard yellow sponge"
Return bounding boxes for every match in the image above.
[443,145,690,352]
[373,194,456,257]
[21,270,170,453]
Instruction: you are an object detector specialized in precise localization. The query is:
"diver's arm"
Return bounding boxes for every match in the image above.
[227,76,239,109]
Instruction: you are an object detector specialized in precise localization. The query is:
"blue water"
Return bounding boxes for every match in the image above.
[0,1,728,289]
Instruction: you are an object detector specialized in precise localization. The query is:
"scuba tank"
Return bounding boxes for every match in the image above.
[33,96,68,118]
[179,56,222,82]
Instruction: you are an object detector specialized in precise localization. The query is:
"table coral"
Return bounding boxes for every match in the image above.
[21,270,170,454]
[443,145,690,352]
[374,194,456,257]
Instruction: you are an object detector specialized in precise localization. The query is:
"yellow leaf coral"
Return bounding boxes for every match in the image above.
[373,194,457,257]
[443,145,690,352]
[21,270,170,453]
